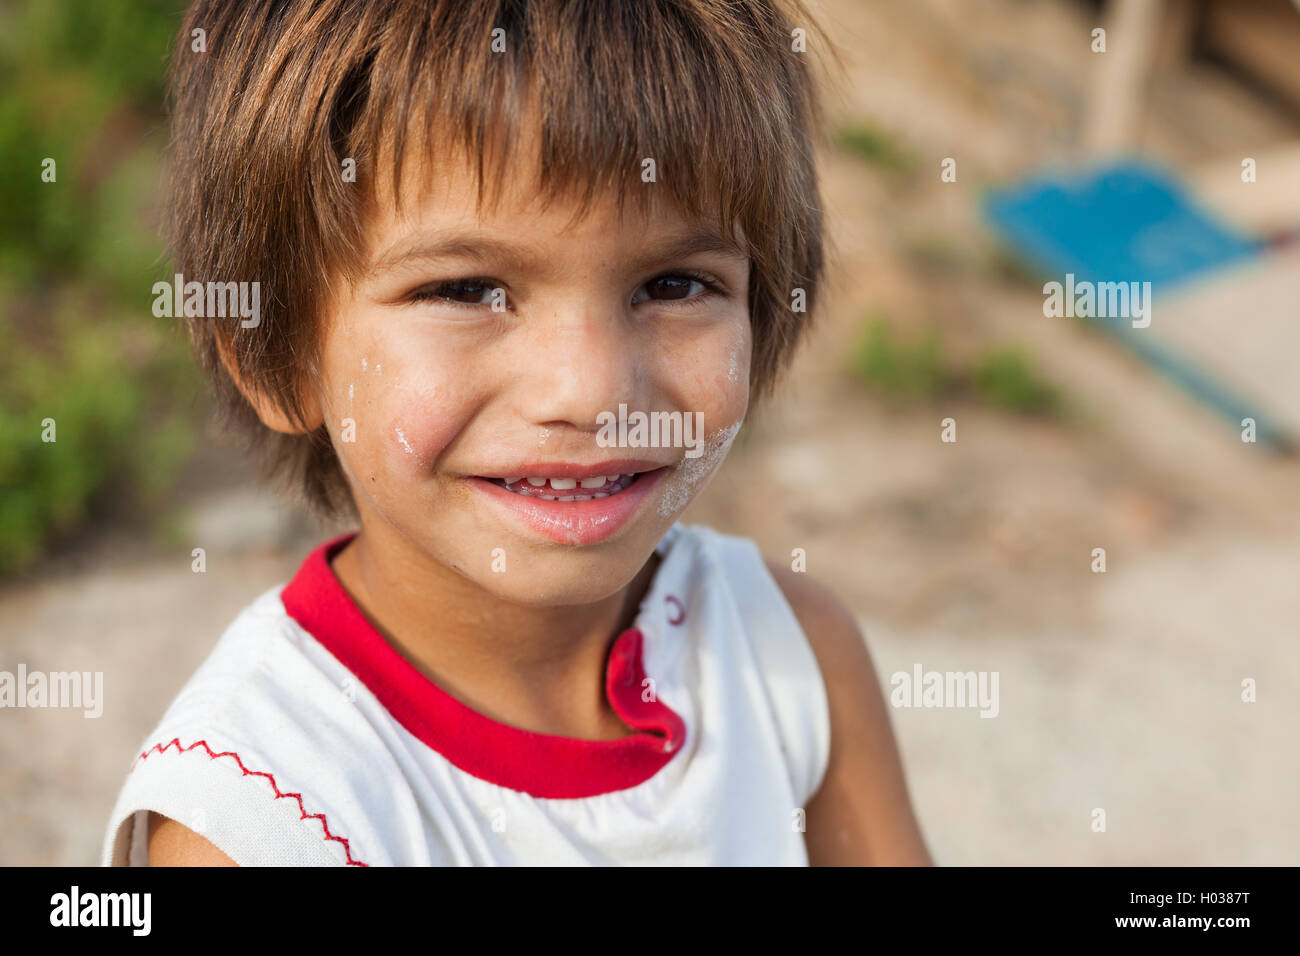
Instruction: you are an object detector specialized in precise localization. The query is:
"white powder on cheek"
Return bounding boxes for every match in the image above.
[657,420,742,518]
[386,384,453,470]
[727,324,749,385]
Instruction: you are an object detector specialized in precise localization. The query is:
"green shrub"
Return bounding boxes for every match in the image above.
[834,123,919,176]
[848,316,1066,418]
[972,345,1063,415]
[0,298,194,573]
[0,0,195,574]
[850,317,948,402]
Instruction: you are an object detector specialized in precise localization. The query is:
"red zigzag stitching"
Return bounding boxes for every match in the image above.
[135,737,369,867]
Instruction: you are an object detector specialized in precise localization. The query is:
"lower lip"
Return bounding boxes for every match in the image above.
[467,468,670,546]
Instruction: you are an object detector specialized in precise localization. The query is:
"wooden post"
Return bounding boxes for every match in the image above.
[1083,0,1168,155]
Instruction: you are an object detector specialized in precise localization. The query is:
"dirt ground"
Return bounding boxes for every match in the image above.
[2,0,1298,865]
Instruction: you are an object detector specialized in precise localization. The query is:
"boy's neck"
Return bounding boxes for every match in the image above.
[327,523,660,742]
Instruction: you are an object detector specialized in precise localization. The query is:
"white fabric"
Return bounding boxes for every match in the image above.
[100,524,830,866]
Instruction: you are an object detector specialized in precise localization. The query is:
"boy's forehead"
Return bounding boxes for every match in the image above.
[365,137,746,272]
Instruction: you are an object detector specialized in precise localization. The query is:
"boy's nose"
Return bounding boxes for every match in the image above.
[520,309,646,435]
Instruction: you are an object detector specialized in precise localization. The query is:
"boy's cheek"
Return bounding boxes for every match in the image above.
[379,384,465,474]
[326,372,467,480]
[667,321,751,426]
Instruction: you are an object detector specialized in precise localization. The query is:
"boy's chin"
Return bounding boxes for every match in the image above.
[468,552,654,609]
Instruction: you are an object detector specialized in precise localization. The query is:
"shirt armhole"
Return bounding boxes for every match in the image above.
[708,532,833,808]
[101,736,361,867]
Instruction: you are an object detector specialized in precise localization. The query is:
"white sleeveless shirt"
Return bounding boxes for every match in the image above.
[101,523,831,866]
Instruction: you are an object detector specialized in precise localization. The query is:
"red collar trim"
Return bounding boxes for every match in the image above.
[280,534,686,798]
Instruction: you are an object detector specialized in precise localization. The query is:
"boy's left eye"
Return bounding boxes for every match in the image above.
[631,272,718,305]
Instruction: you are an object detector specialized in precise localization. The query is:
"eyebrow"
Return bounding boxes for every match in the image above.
[366,227,747,279]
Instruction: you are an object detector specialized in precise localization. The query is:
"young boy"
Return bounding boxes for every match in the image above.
[102,0,931,866]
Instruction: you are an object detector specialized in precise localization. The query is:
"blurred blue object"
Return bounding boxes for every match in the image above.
[984,161,1261,293]
[984,161,1288,447]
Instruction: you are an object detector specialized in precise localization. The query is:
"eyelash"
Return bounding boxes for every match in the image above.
[406,270,727,310]
[408,278,503,309]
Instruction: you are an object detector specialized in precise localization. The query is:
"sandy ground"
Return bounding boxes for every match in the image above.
[2,0,1298,865]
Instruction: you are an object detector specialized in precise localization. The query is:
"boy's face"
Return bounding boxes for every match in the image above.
[313,151,752,605]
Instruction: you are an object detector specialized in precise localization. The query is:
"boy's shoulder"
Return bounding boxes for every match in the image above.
[149,573,400,776]
[761,556,869,672]
[746,545,933,865]
[102,582,383,866]
[683,524,897,814]
[671,524,839,797]
[677,522,863,652]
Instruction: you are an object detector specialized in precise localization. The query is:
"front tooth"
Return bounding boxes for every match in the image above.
[579,477,605,489]
[550,478,577,490]
[526,477,547,486]
[504,477,522,485]
[605,475,619,483]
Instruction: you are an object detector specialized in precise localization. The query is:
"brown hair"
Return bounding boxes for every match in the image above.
[166,0,834,515]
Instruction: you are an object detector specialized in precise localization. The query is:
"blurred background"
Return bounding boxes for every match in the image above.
[2,0,1298,865]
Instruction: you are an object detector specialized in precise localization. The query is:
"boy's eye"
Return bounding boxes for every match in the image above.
[411,279,501,306]
[632,272,720,305]
[644,276,696,300]
[407,271,724,309]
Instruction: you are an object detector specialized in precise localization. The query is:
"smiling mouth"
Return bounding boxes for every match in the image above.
[470,464,670,545]
[486,474,641,502]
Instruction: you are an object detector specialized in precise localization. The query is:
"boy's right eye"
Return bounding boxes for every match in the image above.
[410,279,503,306]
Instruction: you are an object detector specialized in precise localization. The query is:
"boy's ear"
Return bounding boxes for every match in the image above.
[215,335,325,435]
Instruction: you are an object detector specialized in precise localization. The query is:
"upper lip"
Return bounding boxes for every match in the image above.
[473,459,672,480]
